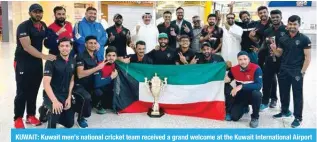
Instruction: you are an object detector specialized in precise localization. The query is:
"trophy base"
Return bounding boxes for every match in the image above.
[147,108,165,118]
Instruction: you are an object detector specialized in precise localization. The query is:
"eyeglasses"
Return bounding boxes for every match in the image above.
[227,17,234,19]
[193,20,201,23]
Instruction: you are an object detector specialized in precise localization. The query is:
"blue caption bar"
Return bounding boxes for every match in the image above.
[11,128,316,142]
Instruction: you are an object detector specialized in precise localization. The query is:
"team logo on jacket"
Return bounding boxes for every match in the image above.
[167,53,171,58]
[295,76,301,81]
[295,40,300,45]
[71,64,74,69]
[246,75,251,80]
[280,32,285,36]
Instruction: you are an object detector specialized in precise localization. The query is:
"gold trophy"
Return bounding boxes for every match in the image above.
[144,73,167,118]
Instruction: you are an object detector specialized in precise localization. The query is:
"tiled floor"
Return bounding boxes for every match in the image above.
[0,42,316,142]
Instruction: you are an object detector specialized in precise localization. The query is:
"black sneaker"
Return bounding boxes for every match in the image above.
[249,118,259,128]
[269,100,277,108]
[291,119,302,128]
[39,105,48,123]
[273,111,292,119]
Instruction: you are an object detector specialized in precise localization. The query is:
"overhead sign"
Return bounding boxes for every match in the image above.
[268,1,312,7]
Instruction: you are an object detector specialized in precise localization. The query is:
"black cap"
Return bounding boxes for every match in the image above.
[29,4,43,12]
[237,51,249,58]
[114,14,123,19]
[201,42,211,48]
[85,35,97,42]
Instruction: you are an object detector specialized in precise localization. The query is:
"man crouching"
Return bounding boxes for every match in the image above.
[225,51,263,128]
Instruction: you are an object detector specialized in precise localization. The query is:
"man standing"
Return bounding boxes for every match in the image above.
[271,15,311,128]
[225,51,263,128]
[157,11,179,49]
[106,14,131,62]
[131,13,158,53]
[228,3,258,63]
[222,13,243,66]
[73,7,107,62]
[128,40,153,64]
[260,10,286,110]
[175,35,197,65]
[74,36,106,128]
[249,6,271,69]
[171,7,193,44]
[236,10,258,64]
[43,38,75,129]
[44,6,73,55]
[191,15,202,53]
[147,33,176,65]
[13,4,56,129]
[200,14,223,54]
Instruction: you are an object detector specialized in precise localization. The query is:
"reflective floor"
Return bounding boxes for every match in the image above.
[0,42,316,142]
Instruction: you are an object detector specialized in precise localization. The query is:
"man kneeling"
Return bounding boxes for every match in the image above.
[225,51,262,128]
[43,38,75,128]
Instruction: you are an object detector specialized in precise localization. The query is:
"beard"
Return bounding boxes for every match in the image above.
[107,60,115,64]
[203,52,211,58]
[159,42,167,48]
[31,16,41,22]
[115,22,122,26]
[289,28,297,33]
[242,18,250,23]
[55,18,65,26]
[209,22,215,26]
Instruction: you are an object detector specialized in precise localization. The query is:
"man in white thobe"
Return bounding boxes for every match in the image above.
[221,13,243,66]
[131,13,159,53]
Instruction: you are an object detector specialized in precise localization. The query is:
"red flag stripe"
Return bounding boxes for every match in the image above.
[120,101,225,120]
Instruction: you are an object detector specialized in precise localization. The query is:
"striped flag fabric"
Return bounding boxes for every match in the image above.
[113,62,226,120]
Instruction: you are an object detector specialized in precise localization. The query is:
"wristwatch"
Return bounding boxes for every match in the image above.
[301,72,305,76]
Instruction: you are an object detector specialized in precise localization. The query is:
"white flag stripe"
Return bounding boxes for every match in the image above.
[139,81,225,104]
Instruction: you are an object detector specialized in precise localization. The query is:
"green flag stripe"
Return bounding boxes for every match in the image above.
[116,62,226,85]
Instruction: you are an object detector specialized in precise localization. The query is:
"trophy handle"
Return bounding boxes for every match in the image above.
[160,78,168,95]
[144,77,152,94]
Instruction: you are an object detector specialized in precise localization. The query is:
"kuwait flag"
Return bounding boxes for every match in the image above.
[113,62,226,120]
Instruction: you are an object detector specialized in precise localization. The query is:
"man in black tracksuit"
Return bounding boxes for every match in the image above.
[147,33,176,65]
[128,40,153,64]
[74,36,106,128]
[13,4,56,129]
[271,15,311,128]
[106,14,131,64]
[235,11,258,64]
[43,38,75,129]
[249,6,271,70]
[175,35,197,65]
[260,10,287,110]
[157,11,179,49]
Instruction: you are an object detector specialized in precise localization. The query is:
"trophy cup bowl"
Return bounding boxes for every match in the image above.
[145,73,167,118]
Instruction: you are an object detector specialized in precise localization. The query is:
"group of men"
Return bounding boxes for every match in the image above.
[13,3,311,129]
